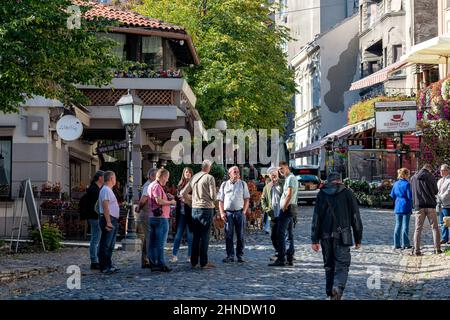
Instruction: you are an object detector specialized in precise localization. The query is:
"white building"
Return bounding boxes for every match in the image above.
[291,14,361,169]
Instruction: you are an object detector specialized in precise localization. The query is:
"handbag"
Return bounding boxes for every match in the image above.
[325,197,353,246]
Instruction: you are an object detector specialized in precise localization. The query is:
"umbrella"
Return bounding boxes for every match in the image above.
[401,35,450,75]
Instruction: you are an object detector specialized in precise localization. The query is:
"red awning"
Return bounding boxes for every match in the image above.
[349,60,408,91]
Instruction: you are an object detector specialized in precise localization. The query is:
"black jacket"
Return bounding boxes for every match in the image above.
[80,182,101,220]
[311,183,363,245]
[410,169,438,209]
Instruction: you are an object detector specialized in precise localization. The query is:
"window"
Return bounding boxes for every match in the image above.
[392,44,402,63]
[100,33,125,60]
[0,137,12,199]
[368,3,378,27]
[368,61,381,74]
[70,159,82,193]
[141,36,163,69]
[446,10,450,34]
[391,0,402,12]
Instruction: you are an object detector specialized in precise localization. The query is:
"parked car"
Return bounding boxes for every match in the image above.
[297,174,321,205]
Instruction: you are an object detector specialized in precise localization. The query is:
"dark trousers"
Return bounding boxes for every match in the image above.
[320,238,351,296]
[225,210,246,258]
[98,216,118,271]
[270,217,279,254]
[277,208,295,263]
[191,208,214,267]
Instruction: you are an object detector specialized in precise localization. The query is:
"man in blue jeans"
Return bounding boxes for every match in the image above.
[181,160,217,269]
[218,166,250,263]
[269,161,298,267]
[98,171,120,274]
[438,164,450,244]
[79,170,104,270]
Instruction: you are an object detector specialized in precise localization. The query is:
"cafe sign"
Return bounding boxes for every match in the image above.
[375,101,417,133]
[56,115,83,141]
[96,141,128,154]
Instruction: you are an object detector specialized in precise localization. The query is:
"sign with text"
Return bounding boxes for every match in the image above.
[96,142,127,154]
[375,109,417,133]
[56,115,83,141]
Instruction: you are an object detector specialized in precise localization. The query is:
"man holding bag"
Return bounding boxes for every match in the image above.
[311,172,363,300]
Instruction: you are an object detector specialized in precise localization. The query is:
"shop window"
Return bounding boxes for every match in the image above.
[0,137,12,199]
[70,160,82,192]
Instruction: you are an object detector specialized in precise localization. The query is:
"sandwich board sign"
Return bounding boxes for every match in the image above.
[11,179,45,252]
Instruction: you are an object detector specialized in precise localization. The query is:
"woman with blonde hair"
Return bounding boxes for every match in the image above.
[390,168,413,251]
[171,167,194,263]
[147,168,176,272]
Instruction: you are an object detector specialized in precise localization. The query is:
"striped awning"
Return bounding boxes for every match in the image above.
[349,60,408,91]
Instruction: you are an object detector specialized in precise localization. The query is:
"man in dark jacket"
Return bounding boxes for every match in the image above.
[80,170,104,270]
[311,172,363,300]
[410,164,441,255]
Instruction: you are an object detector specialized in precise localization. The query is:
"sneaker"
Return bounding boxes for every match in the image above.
[201,263,216,269]
[268,260,286,267]
[191,264,199,269]
[434,249,443,254]
[237,257,245,263]
[269,255,278,261]
[102,268,115,275]
[110,266,120,273]
[170,256,178,263]
[222,257,234,263]
[330,287,343,300]
[440,240,447,245]
[90,263,100,270]
[286,261,294,266]
[402,246,412,250]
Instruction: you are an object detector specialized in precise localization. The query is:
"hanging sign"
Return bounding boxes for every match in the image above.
[375,101,417,133]
[56,115,83,141]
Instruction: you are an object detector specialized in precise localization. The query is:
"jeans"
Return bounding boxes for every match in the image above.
[225,210,246,258]
[442,208,449,242]
[276,207,295,263]
[98,216,118,271]
[172,213,193,257]
[321,238,351,297]
[137,216,149,266]
[148,217,169,267]
[393,214,411,249]
[191,208,214,267]
[263,212,271,233]
[88,218,101,264]
[413,208,441,253]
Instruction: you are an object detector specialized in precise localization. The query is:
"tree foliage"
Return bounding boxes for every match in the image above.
[135,0,296,132]
[0,0,124,113]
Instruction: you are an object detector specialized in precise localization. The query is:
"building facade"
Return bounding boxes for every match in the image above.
[0,3,201,204]
[291,14,361,168]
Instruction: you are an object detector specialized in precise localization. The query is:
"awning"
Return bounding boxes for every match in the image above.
[349,60,408,91]
[292,118,376,158]
[401,35,450,65]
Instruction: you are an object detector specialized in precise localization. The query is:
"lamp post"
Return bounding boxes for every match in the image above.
[286,135,295,167]
[116,89,143,249]
[215,119,228,165]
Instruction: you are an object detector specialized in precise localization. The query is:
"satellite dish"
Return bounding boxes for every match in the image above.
[56,115,83,141]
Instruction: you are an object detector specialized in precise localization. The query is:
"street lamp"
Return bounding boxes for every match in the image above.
[215,119,228,165]
[286,135,295,166]
[116,89,143,246]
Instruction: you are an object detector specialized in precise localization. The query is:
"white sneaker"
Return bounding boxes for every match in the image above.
[170,256,178,263]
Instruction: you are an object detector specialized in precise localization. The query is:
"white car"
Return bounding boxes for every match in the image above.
[296,174,321,205]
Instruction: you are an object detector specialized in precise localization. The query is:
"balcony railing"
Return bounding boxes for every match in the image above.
[114,66,183,79]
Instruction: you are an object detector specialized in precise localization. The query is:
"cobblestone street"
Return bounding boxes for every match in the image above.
[1,206,449,300]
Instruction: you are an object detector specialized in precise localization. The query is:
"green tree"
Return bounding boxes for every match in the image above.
[135,0,296,132]
[0,0,124,113]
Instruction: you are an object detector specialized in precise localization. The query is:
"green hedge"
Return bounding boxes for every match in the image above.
[164,162,227,187]
[343,178,393,208]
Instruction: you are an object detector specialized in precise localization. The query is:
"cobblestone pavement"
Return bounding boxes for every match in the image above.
[1,206,448,300]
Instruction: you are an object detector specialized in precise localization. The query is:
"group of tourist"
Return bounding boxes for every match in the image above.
[79,160,367,300]
[390,163,450,255]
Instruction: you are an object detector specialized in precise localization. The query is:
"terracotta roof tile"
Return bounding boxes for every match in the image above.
[72,1,186,33]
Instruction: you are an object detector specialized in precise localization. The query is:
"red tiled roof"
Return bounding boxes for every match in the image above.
[72,1,186,34]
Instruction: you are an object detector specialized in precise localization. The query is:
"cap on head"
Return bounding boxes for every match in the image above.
[327,172,341,183]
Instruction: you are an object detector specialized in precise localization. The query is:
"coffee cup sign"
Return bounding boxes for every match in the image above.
[56,115,83,141]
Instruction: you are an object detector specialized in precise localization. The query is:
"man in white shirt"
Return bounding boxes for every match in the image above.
[98,171,120,274]
[218,166,250,263]
[438,164,450,244]
[136,168,158,268]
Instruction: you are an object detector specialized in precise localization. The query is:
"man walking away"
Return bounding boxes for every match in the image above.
[98,171,120,274]
[218,166,250,263]
[181,160,217,269]
[269,161,298,267]
[410,164,441,255]
[311,172,363,300]
[79,170,104,270]
[136,168,158,268]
